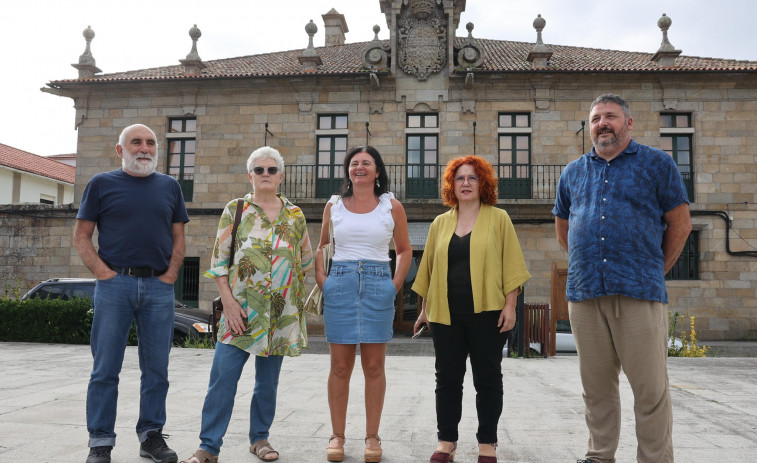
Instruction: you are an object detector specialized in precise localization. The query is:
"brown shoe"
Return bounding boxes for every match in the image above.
[250,439,279,462]
[326,434,345,462]
[364,434,382,463]
[179,449,217,463]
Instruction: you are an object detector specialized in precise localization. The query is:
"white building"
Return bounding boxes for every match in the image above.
[0,143,75,205]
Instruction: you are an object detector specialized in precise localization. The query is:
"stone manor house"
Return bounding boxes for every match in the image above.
[2,0,756,339]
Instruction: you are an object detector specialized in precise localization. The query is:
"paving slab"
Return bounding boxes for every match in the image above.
[1,340,756,462]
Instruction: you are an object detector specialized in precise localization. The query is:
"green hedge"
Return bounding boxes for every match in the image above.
[0,298,137,345]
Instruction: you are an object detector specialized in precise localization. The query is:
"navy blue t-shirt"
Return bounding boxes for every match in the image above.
[77,169,189,270]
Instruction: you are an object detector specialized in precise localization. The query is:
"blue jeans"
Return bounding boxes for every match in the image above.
[199,342,284,456]
[87,274,175,447]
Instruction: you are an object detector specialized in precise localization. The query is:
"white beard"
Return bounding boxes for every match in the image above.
[122,147,158,176]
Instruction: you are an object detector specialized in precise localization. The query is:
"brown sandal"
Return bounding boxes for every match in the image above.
[179,449,218,463]
[364,434,382,463]
[250,439,279,462]
[326,434,345,462]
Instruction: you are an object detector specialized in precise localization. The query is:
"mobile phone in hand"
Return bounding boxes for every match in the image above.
[412,324,427,339]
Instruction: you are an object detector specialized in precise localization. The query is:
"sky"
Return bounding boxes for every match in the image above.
[1,0,755,157]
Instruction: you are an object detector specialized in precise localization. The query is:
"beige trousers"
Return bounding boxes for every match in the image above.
[569,295,674,463]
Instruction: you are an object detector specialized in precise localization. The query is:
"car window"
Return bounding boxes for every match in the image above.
[556,319,572,333]
[69,284,95,299]
[32,284,66,300]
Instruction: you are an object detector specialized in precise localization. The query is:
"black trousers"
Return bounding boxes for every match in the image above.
[430,310,509,444]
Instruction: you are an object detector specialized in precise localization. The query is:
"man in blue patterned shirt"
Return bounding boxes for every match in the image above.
[553,94,691,463]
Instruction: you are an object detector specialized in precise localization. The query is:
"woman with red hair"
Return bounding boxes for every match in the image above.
[412,155,530,463]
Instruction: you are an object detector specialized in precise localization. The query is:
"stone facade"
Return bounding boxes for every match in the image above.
[16,0,757,339]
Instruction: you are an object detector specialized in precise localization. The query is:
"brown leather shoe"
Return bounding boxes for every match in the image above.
[326,434,345,462]
[364,434,382,463]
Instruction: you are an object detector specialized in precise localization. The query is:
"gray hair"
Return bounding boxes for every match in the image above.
[117,124,158,151]
[247,146,284,173]
[590,94,631,120]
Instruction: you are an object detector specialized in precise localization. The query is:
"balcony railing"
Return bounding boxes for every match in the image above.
[280,164,566,201]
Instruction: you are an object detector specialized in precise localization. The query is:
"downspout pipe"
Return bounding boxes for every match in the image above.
[691,210,757,258]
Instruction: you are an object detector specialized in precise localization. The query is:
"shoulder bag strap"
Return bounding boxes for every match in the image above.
[229,198,244,267]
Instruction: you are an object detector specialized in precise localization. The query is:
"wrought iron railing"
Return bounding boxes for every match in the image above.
[280,164,566,201]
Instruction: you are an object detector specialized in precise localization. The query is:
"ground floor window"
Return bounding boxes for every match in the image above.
[666,231,699,280]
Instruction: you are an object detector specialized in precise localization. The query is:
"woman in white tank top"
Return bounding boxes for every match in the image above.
[315,146,412,463]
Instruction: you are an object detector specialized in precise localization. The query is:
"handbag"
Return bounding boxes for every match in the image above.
[303,218,334,316]
[211,198,244,343]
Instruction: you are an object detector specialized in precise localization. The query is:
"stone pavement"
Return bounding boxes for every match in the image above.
[1,339,756,463]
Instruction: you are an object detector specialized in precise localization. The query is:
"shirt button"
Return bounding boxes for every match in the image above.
[601,216,605,219]
[602,198,606,201]
[605,180,608,183]
[601,237,605,241]
[603,259,607,262]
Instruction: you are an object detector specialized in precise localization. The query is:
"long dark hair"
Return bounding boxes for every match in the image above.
[340,145,390,198]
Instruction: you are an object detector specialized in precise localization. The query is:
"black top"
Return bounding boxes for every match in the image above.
[447,231,474,314]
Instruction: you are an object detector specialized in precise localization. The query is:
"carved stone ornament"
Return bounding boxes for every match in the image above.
[363,25,389,70]
[455,22,484,69]
[398,0,447,81]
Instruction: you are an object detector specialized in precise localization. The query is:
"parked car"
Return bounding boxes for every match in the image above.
[22,278,212,345]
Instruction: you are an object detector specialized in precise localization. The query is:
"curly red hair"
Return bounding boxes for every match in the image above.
[441,155,498,207]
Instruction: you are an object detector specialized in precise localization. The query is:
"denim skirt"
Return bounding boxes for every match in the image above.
[322,260,396,344]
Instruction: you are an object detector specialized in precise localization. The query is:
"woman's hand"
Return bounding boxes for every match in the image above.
[221,293,247,335]
[414,306,430,337]
[498,304,517,333]
[316,271,327,290]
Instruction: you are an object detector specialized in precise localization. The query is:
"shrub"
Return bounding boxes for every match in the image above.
[0,298,137,345]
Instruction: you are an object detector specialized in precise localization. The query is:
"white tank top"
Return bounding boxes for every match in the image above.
[329,193,395,262]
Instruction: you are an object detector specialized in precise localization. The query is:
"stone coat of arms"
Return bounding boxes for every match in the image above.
[398,0,447,81]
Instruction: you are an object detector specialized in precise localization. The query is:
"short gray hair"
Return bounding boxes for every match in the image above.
[247,146,284,173]
[590,94,631,120]
[117,124,158,151]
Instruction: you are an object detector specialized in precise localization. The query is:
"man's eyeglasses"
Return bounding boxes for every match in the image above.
[252,166,279,175]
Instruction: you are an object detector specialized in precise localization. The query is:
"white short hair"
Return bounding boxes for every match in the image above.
[247,146,284,173]
[117,124,158,151]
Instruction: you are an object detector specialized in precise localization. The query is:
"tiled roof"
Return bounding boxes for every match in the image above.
[0,143,75,184]
[49,38,757,84]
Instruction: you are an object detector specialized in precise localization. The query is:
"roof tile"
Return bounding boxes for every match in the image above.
[0,143,75,184]
[49,38,757,85]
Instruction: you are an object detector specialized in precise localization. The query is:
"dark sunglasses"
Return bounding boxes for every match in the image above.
[252,166,279,175]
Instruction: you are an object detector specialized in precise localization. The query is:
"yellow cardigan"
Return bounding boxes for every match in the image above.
[411,204,531,325]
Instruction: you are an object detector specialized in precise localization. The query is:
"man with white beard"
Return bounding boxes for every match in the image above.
[74,124,189,463]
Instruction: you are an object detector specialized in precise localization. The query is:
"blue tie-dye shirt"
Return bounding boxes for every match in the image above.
[552,140,689,303]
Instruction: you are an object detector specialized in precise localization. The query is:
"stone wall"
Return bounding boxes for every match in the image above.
[9,70,755,340]
[2,204,755,339]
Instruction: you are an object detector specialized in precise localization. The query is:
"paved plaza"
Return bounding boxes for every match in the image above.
[1,339,756,462]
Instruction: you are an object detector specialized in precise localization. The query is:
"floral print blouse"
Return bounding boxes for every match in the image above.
[205,193,313,356]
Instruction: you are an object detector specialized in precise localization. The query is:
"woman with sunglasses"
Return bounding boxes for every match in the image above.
[316,146,412,463]
[412,155,530,463]
[181,146,313,463]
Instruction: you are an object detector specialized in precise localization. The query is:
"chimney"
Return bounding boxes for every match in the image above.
[322,8,348,46]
